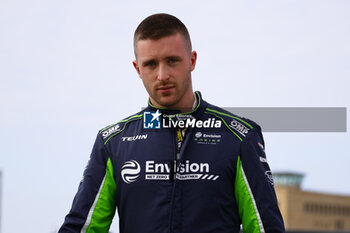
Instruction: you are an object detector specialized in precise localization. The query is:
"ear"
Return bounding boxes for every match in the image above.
[133,60,142,78]
[190,51,197,72]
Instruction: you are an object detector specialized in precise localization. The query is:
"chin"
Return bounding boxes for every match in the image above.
[157,97,178,108]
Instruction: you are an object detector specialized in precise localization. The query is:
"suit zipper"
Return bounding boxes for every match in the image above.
[175,128,183,177]
[169,128,183,233]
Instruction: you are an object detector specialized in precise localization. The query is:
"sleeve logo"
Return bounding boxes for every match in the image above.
[229,119,249,137]
[265,171,274,185]
[102,124,121,139]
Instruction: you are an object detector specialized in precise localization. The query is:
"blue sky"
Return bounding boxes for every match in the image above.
[0,1,349,233]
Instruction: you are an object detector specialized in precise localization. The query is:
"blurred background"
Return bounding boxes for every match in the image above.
[0,0,349,232]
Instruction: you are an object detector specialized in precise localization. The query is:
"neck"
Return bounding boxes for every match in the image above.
[178,92,196,113]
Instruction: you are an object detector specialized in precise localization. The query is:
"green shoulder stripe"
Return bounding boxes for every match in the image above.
[205,108,254,129]
[235,156,265,233]
[204,111,243,141]
[100,114,143,144]
[82,157,116,233]
[100,114,143,132]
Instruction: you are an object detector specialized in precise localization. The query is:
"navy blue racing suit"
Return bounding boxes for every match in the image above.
[59,91,285,233]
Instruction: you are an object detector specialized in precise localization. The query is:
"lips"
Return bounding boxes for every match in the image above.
[156,86,175,95]
[157,86,174,91]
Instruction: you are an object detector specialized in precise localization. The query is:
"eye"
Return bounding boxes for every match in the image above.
[167,57,179,65]
[145,61,155,66]
[143,60,157,68]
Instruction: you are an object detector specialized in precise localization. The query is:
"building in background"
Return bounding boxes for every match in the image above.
[274,172,350,232]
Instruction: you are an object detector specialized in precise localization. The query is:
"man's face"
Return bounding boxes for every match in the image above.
[133,33,197,110]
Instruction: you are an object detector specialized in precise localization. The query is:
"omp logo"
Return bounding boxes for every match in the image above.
[102,124,121,139]
[121,160,141,184]
[229,119,249,137]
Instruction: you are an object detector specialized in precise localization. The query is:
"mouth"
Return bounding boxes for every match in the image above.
[157,85,175,93]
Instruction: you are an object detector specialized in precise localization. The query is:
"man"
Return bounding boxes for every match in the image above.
[59,13,285,233]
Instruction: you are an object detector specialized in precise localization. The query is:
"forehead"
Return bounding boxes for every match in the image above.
[135,33,190,60]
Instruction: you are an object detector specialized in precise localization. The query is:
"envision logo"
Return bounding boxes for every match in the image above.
[194,132,221,145]
[120,159,220,183]
[121,160,141,184]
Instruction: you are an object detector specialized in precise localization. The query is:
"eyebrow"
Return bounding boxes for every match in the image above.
[165,55,182,61]
[141,59,156,67]
[141,55,183,66]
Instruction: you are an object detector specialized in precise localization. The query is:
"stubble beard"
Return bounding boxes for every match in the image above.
[147,73,192,109]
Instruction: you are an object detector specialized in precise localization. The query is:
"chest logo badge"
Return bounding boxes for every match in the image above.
[121,160,141,184]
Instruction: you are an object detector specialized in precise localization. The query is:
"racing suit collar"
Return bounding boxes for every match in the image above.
[146,91,206,118]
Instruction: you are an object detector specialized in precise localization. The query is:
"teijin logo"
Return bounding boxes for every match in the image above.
[121,134,148,142]
[121,160,141,184]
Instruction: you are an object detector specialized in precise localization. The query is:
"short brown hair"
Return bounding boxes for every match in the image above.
[134,13,192,56]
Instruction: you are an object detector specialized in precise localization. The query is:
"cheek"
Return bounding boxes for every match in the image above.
[139,69,153,79]
[141,76,153,90]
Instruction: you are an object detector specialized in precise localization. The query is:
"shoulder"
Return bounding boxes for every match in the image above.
[98,111,144,143]
[203,103,261,142]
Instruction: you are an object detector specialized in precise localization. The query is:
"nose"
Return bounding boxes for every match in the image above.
[157,63,170,81]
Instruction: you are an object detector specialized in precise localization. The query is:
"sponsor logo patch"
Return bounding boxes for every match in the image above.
[121,160,141,184]
[265,170,274,185]
[120,160,220,183]
[258,142,264,151]
[194,132,222,145]
[102,124,121,139]
[121,134,148,142]
[146,160,219,181]
[259,156,268,163]
[229,119,250,137]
